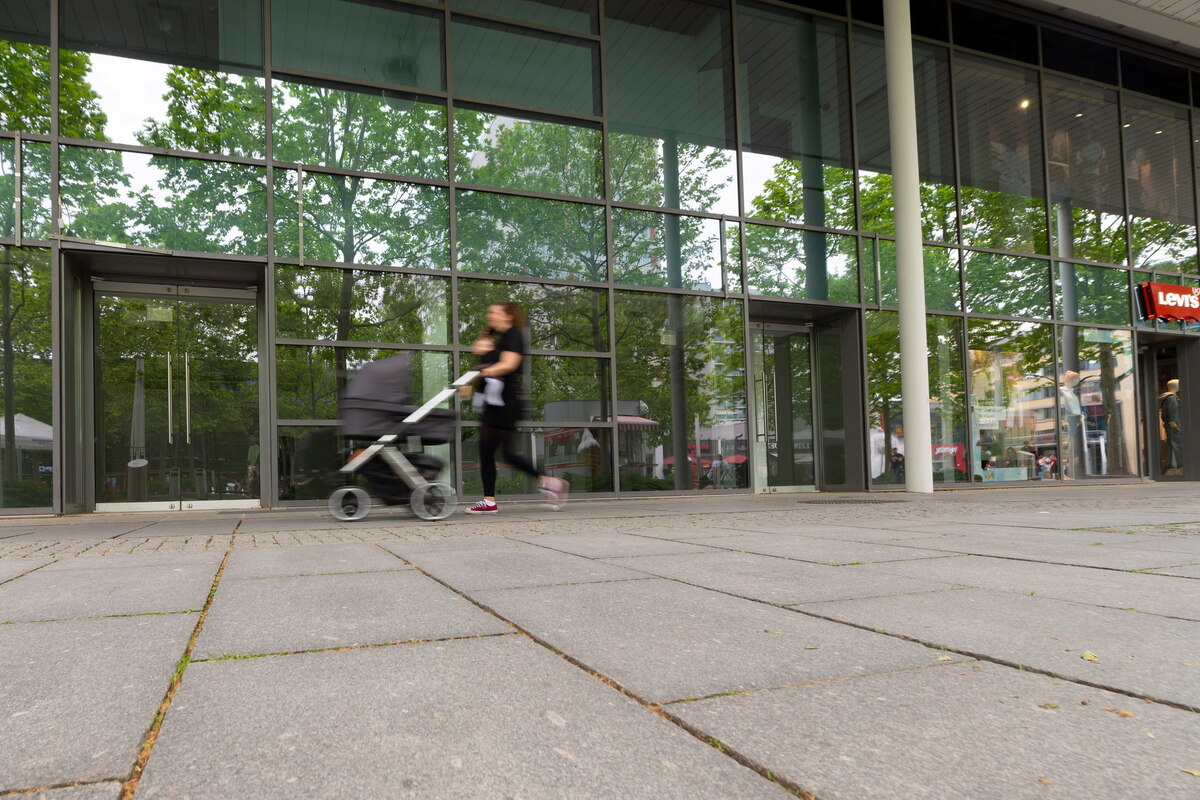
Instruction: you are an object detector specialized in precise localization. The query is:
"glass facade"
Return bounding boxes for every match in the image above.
[3,0,1200,511]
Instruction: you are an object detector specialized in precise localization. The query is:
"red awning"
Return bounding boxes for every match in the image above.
[723,454,747,464]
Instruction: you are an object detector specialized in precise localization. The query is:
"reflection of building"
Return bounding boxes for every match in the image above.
[4,0,1200,514]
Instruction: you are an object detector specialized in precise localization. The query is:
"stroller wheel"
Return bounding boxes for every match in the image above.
[410,482,456,521]
[329,487,371,521]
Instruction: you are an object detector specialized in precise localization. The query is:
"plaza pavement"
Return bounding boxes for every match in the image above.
[1,483,1199,799]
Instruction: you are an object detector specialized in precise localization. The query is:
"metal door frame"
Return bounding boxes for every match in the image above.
[91,281,260,512]
[748,321,818,494]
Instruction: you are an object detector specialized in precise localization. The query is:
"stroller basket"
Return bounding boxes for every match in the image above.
[330,357,478,522]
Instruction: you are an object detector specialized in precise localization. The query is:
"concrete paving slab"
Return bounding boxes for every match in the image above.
[855,555,1200,620]
[0,560,217,622]
[401,544,645,591]
[0,615,194,789]
[137,636,792,800]
[38,551,225,572]
[1148,564,1200,578]
[376,536,526,558]
[221,542,405,579]
[511,531,713,559]
[194,570,510,659]
[711,520,956,543]
[615,526,757,541]
[971,510,1200,529]
[609,550,959,605]
[0,556,51,582]
[26,783,122,799]
[671,662,1200,800]
[681,532,953,565]
[805,588,1200,708]
[473,578,955,703]
[907,535,1197,570]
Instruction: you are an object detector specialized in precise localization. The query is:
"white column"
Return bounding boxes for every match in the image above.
[883,0,933,493]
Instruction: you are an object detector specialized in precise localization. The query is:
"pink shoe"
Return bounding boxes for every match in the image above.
[465,499,498,514]
[539,478,569,510]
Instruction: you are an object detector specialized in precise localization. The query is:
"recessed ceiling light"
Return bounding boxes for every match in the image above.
[1074,113,1084,118]
[1018,99,1031,109]
[1155,130,1164,134]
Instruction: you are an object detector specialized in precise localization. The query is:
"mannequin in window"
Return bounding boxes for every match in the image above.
[1059,371,1085,478]
[1160,378,1183,475]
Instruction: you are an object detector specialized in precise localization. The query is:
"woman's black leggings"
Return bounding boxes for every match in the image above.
[479,424,539,497]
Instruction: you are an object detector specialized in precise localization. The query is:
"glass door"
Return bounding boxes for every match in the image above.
[751,323,816,491]
[95,286,260,511]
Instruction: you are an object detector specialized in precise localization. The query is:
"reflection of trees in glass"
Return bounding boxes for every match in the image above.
[454,108,600,198]
[1059,327,1134,477]
[963,253,1051,318]
[0,248,52,506]
[611,210,722,291]
[865,311,966,483]
[276,346,449,420]
[0,41,53,134]
[614,293,744,489]
[275,266,450,345]
[744,223,857,302]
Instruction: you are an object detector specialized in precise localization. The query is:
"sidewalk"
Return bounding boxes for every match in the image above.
[2,485,1199,799]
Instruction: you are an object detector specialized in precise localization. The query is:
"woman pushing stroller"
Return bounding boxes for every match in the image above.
[460,301,568,514]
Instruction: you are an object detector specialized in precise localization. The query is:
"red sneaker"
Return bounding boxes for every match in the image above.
[465,499,498,514]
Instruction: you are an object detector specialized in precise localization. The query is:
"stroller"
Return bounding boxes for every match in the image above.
[329,354,478,522]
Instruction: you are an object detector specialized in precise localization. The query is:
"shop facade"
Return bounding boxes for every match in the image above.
[1,0,1198,514]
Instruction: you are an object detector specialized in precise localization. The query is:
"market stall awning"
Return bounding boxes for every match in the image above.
[592,415,659,432]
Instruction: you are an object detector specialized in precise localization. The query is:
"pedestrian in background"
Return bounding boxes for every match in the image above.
[460,302,568,514]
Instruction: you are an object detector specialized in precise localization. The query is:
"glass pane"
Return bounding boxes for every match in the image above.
[1057,327,1137,478]
[607,0,737,215]
[456,280,609,352]
[744,224,858,302]
[455,190,606,281]
[611,210,724,291]
[1045,77,1126,266]
[872,244,962,310]
[613,292,746,491]
[60,0,263,155]
[59,51,265,157]
[275,266,452,345]
[963,252,1050,319]
[967,319,1056,483]
[738,3,853,228]
[1125,99,1197,271]
[0,21,51,134]
[867,312,968,486]
[461,356,611,424]
[294,172,449,269]
[59,147,267,255]
[955,55,1047,254]
[453,107,601,198]
[461,426,613,495]
[276,346,451,421]
[273,168,300,259]
[452,0,598,34]
[452,16,598,116]
[855,33,955,239]
[278,426,344,501]
[1056,263,1130,326]
[273,79,447,180]
[272,0,443,92]
[20,140,50,240]
[0,139,13,238]
[0,247,53,509]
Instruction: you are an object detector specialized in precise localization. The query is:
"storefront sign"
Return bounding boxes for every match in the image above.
[1140,282,1200,322]
[973,404,1005,430]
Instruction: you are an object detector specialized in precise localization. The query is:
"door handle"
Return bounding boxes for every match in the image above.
[185,352,192,444]
[166,351,173,444]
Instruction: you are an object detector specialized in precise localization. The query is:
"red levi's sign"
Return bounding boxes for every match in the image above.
[1140,282,1200,323]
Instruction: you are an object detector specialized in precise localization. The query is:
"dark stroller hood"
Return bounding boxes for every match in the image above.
[341,354,453,444]
[342,354,413,413]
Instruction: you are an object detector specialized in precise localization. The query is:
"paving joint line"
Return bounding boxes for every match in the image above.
[372,543,818,800]
[0,558,60,587]
[2,610,200,626]
[119,536,235,800]
[0,777,124,797]
[190,631,520,663]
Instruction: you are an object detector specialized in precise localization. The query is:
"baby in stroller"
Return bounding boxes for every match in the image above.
[330,353,468,521]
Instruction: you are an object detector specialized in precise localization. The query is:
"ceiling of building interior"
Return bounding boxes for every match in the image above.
[1019,0,1200,58]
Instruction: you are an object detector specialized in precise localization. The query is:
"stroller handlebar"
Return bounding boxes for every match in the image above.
[401,370,481,424]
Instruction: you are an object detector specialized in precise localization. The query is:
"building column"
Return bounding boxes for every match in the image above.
[883,0,933,493]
